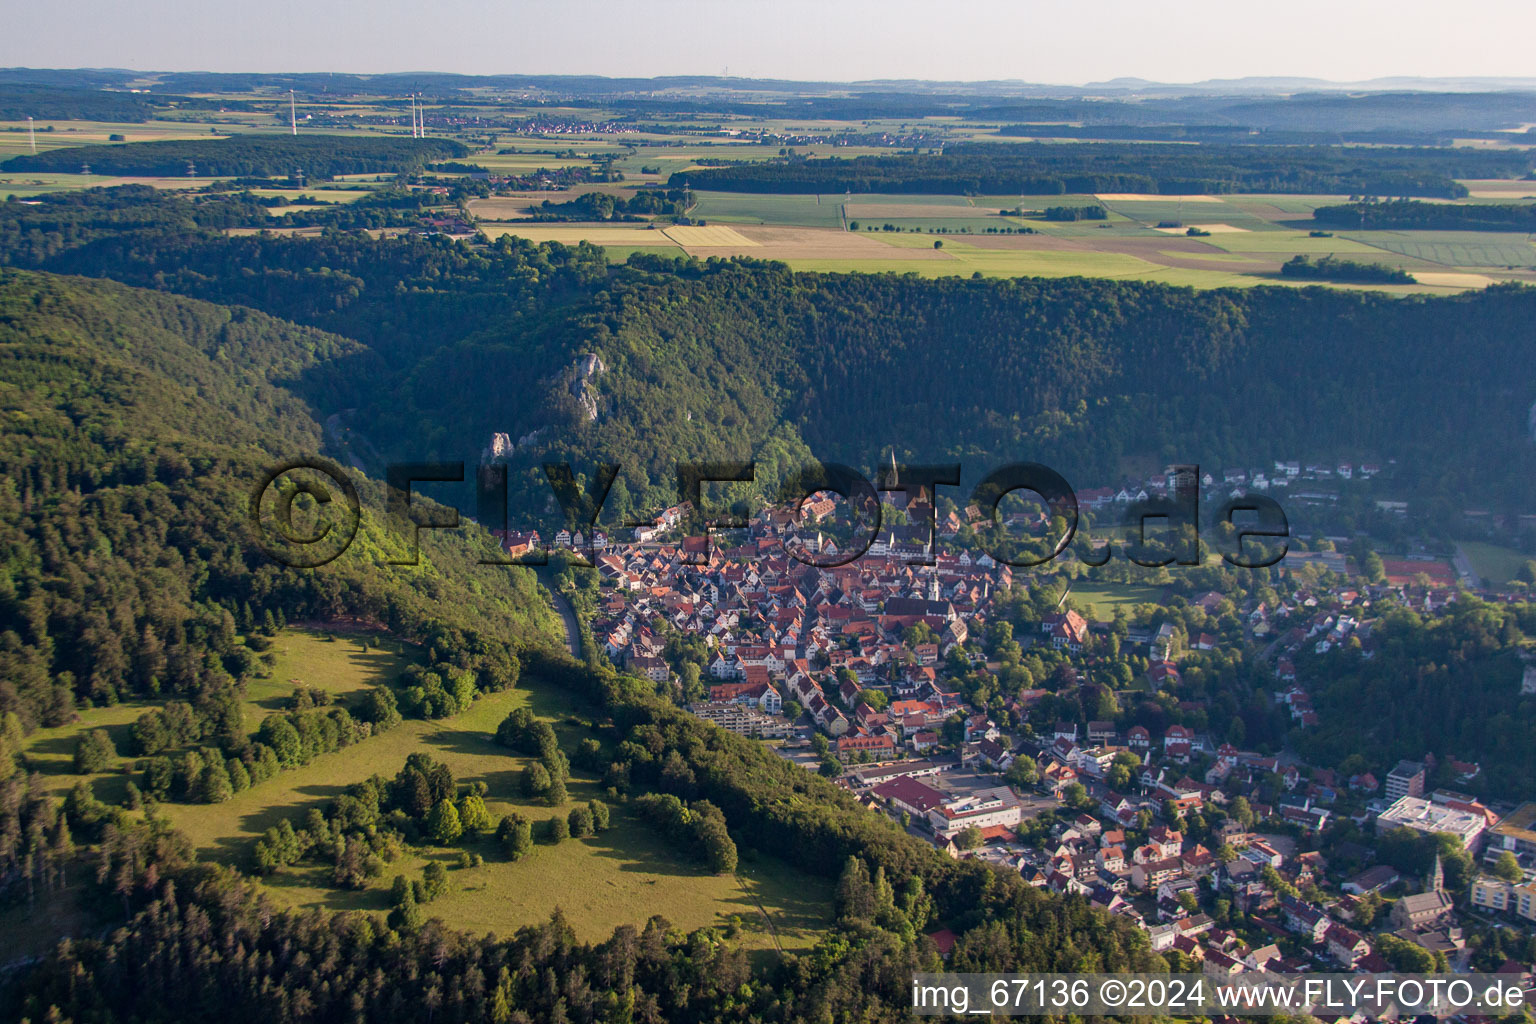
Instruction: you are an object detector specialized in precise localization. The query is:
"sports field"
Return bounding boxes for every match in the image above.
[1458,541,1530,586]
[1068,582,1168,620]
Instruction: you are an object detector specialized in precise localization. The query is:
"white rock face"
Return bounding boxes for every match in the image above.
[568,352,606,422]
[485,432,514,459]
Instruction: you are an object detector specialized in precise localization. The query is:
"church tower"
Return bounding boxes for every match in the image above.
[1427,851,1444,893]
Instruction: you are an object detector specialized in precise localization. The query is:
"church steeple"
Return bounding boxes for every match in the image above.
[1428,852,1444,893]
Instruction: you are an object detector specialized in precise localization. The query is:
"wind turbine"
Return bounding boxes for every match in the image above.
[27,116,36,154]
[289,90,297,135]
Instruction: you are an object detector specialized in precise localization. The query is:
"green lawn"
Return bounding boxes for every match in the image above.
[240,627,415,731]
[1068,582,1167,620]
[1459,541,1530,586]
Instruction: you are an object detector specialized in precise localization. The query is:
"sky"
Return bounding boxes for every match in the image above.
[6,0,1536,86]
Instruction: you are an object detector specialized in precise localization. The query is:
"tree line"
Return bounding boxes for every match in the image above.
[1314,199,1536,232]
[669,141,1532,197]
[3,134,470,179]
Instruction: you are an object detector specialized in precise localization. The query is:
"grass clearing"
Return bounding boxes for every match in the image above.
[240,628,415,729]
[1068,582,1167,620]
[18,628,417,805]
[156,665,831,958]
[261,802,831,958]
[1459,541,1530,586]
[608,245,689,263]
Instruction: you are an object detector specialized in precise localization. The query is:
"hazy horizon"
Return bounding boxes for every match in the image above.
[6,0,1536,88]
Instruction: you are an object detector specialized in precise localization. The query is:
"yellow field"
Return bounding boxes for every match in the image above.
[1412,271,1496,288]
[1456,179,1536,199]
[662,224,759,246]
[465,196,537,220]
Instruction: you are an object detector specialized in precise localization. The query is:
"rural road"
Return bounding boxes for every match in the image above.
[548,590,582,659]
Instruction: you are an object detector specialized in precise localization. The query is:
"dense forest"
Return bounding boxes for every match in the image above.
[669,142,1534,198]
[1314,198,1536,231]
[0,84,163,121]
[1280,254,1414,284]
[1292,598,1536,796]
[530,187,691,222]
[2,134,469,179]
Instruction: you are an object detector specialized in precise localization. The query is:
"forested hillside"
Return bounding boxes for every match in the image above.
[0,269,558,738]
[1,175,1535,1024]
[1293,599,1536,796]
[3,651,1166,1023]
[3,187,1535,526]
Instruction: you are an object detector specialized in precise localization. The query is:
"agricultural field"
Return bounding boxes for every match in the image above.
[479,223,679,246]
[1456,178,1536,200]
[662,224,759,246]
[0,118,249,159]
[1348,231,1536,268]
[6,106,1523,292]
[0,172,220,198]
[686,191,846,227]
[465,195,540,219]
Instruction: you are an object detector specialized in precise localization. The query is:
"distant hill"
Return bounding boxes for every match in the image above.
[3,187,1535,527]
[0,268,557,732]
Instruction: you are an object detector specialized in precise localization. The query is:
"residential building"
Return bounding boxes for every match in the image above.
[1376,796,1486,851]
[1385,760,1426,801]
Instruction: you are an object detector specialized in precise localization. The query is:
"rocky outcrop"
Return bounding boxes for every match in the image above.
[485,432,514,460]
